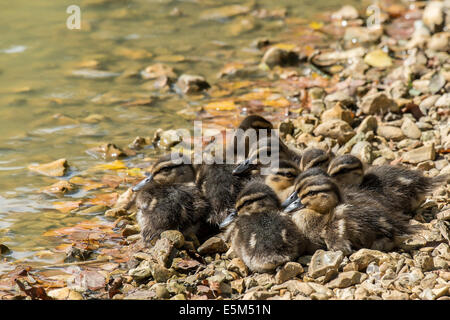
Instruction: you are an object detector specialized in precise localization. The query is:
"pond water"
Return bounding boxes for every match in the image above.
[0,0,364,269]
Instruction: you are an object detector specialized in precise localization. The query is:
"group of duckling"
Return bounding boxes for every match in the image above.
[132,115,447,274]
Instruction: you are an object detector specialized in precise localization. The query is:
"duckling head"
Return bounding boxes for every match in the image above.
[299,147,332,171]
[282,168,339,214]
[219,181,280,229]
[233,115,274,159]
[327,154,364,187]
[232,135,284,176]
[133,153,195,191]
[264,159,300,198]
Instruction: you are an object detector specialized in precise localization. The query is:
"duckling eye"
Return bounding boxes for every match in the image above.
[303,190,322,198]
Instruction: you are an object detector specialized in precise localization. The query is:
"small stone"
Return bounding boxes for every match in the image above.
[419,288,436,300]
[170,293,186,300]
[197,237,228,255]
[242,290,277,300]
[227,258,249,277]
[377,125,405,141]
[47,288,83,300]
[313,120,355,145]
[28,159,69,177]
[158,129,184,150]
[151,264,172,283]
[327,271,365,289]
[364,50,392,68]
[128,260,152,280]
[402,144,436,164]
[0,244,11,255]
[435,94,450,107]
[351,141,373,164]
[324,92,355,109]
[321,103,353,124]
[428,32,450,51]
[422,1,444,33]
[381,290,409,300]
[150,238,175,267]
[349,249,389,271]
[176,74,210,94]
[360,92,398,115]
[39,180,74,195]
[401,118,422,139]
[153,284,170,299]
[437,209,450,221]
[87,143,125,160]
[331,5,359,20]
[283,280,314,296]
[275,262,304,284]
[432,286,449,299]
[142,63,176,80]
[356,116,378,134]
[160,230,185,249]
[309,250,344,278]
[413,252,434,271]
[261,47,299,69]
[231,279,245,294]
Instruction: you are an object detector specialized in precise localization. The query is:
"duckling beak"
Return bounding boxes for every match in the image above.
[281,191,298,209]
[284,198,305,213]
[219,209,237,229]
[132,173,154,192]
[232,159,251,175]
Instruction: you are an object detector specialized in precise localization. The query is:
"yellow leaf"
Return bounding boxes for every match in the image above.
[238,89,273,101]
[263,97,291,108]
[309,21,323,30]
[273,43,296,51]
[204,100,237,111]
[94,160,126,171]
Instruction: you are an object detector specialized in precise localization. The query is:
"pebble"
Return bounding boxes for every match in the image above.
[308,250,344,278]
[422,1,445,33]
[401,117,422,139]
[327,271,366,289]
[197,237,228,255]
[402,144,436,164]
[275,262,304,284]
[176,74,210,94]
[313,119,355,145]
[227,258,249,277]
[160,230,185,249]
[349,249,390,271]
[260,47,299,69]
[360,92,398,115]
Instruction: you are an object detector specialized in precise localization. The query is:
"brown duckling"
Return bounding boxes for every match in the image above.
[135,181,211,244]
[327,154,447,216]
[283,170,419,255]
[233,114,274,159]
[219,181,307,273]
[194,115,275,226]
[132,153,195,192]
[232,134,302,176]
[299,147,333,172]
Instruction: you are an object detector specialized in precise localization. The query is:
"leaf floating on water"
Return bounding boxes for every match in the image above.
[69,176,106,191]
[53,201,83,214]
[86,193,119,207]
[94,160,126,171]
[28,159,69,177]
[204,100,237,111]
[364,49,393,68]
[309,21,324,30]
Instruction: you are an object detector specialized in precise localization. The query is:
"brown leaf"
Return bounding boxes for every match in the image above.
[15,279,53,300]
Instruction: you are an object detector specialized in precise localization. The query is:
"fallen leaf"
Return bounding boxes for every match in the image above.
[53,201,83,213]
[94,160,126,171]
[85,193,119,207]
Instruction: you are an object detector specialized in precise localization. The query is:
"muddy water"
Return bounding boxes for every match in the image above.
[0,0,364,269]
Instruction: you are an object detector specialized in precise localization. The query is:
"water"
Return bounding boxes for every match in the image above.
[0,0,363,268]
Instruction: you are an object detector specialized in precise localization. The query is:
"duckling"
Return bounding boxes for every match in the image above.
[132,153,196,192]
[299,147,333,171]
[219,181,307,273]
[232,134,302,176]
[327,154,447,216]
[135,181,211,244]
[194,115,275,226]
[283,170,419,255]
[233,114,274,159]
[263,159,301,202]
